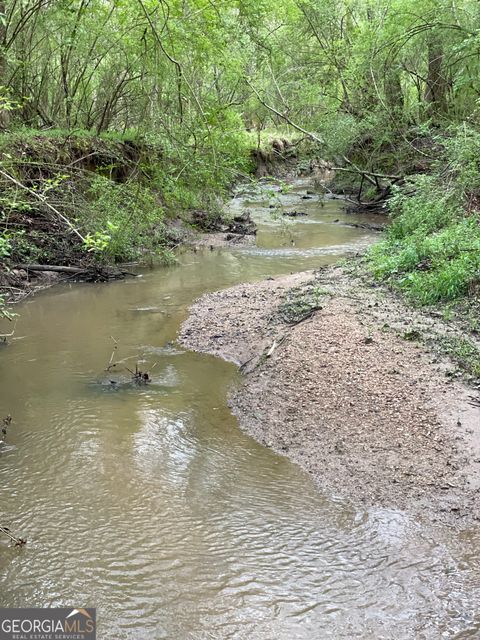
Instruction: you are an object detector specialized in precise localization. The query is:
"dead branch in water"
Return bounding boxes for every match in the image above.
[0,526,27,547]
[126,364,151,384]
[330,165,403,182]
[104,339,152,385]
[104,337,141,373]
[2,415,11,437]
[106,335,119,371]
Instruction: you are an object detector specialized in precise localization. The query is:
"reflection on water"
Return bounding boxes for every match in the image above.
[0,183,479,639]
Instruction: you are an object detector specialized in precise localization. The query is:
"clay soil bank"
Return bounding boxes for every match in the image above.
[180,264,480,526]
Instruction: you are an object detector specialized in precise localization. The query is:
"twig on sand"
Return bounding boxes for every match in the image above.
[239,354,256,373]
[240,334,288,374]
[266,338,284,357]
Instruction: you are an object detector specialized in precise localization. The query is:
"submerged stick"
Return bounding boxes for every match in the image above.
[105,335,119,371]
[0,526,27,547]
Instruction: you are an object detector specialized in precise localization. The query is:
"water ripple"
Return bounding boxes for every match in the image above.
[0,188,478,639]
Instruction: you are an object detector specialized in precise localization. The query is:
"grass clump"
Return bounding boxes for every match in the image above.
[368,125,480,306]
[438,336,480,380]
[278,283,330,324]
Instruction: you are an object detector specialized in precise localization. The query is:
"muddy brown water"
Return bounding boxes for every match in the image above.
[0,180,479,639]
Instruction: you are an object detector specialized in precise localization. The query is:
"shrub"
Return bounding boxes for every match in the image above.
[81,176,169,262]
[368,125,480,305]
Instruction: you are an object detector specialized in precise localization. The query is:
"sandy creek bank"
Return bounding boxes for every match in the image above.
[180,264,480,527]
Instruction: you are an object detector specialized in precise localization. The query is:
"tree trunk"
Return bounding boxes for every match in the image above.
[424,34,448,116]
[0,0,9,129]
[384,67,404,114]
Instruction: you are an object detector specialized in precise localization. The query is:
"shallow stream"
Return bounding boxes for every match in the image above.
[0,180,479,639]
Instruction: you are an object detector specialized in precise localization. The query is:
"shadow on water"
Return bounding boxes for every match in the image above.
[0,180,479,639]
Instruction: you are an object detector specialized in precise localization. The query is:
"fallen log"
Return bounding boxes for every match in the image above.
[15,264,87,274]
[15,264,137,281]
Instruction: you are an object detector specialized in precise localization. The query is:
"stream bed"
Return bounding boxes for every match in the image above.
[1,180,479,639]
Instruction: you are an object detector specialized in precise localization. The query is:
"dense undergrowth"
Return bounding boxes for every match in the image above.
[368,126,480,307]
[0,127,255,269]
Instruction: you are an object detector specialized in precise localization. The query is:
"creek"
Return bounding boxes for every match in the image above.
[0,179,478,639]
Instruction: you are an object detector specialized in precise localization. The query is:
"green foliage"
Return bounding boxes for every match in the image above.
[0,0,479,145]
[0,122,254,267]
[278,283,330,323]
[439,336,480,379]
[369,126,480,305]
[0,234,11,258]
[82,176,168,263]
[0,86,23,114]
[83,228,115,255]
[1,0,480,282]
[2,229,46,263]
[0,293,14,320]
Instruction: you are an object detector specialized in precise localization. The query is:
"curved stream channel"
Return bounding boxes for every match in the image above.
[1,180,479,639]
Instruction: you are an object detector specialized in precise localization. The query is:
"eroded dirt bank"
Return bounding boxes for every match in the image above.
[179,265,480,525]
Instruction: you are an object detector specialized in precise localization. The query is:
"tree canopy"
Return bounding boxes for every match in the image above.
[0,0,478,150]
